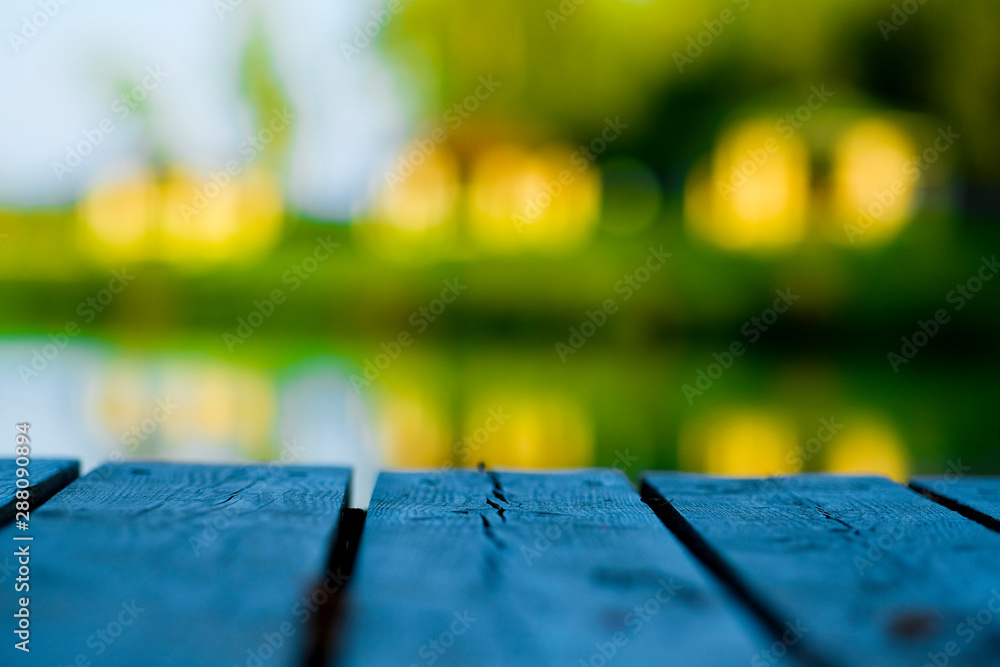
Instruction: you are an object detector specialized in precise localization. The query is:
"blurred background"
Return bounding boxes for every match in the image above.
[2,0,998,503]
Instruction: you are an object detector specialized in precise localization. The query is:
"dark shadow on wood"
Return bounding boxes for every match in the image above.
[307,507,367,667]
[333,469,771,666]
[640,481,832,667]
[0,459,78,525]
[909,482,1000,534]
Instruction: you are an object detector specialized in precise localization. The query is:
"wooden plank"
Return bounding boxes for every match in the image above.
[642,473,1000,667]
[0,462,350,666]
[0,458,78,525]
[331,469,774,667]
[911,476,1000,533]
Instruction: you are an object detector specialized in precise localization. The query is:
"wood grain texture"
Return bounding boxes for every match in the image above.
[0,458,78,525]
[331,469,772,667]
[911,476,1000,533]
[0,462,350,667]
[642,473,1000,667]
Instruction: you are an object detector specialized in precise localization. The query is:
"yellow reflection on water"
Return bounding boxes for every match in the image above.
[96,362,154,443]
[94,361,276,460]
[462,393,593,468]
[376,390,452,467]
[825,418,908,480]
[162,365,275,459]
[685,119,809,251]
[682,409,800,476]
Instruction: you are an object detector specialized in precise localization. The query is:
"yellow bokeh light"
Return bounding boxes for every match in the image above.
[156,364,275,458]
[96,362,151,437]
[230,371,279,458]
[160,166,284,263]
[686,119,809,251]
[825,418,908,480]
[375,149,460,232]
[355,147,460,261]
[78,169,158,257]
[78,166,283,264]
[93,362,276,460]
[682,409,800,476]
[160,169,242,257]
[833,119,918,246]
[376,391,452,468]
[467,144,600,253]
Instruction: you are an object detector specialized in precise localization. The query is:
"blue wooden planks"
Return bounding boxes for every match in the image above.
[0,458,78,525]
[330,469,776,667]
[0,462,350,667]
[911,475,1000,533]
[3,462,1000,666]
[642,473,1000,667]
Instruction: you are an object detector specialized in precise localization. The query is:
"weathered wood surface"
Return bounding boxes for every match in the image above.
[331,469,774,667]
[0,458,78,525]
[911,476,1000,533]
[642,473,1000,667]
[0,462,350,667]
